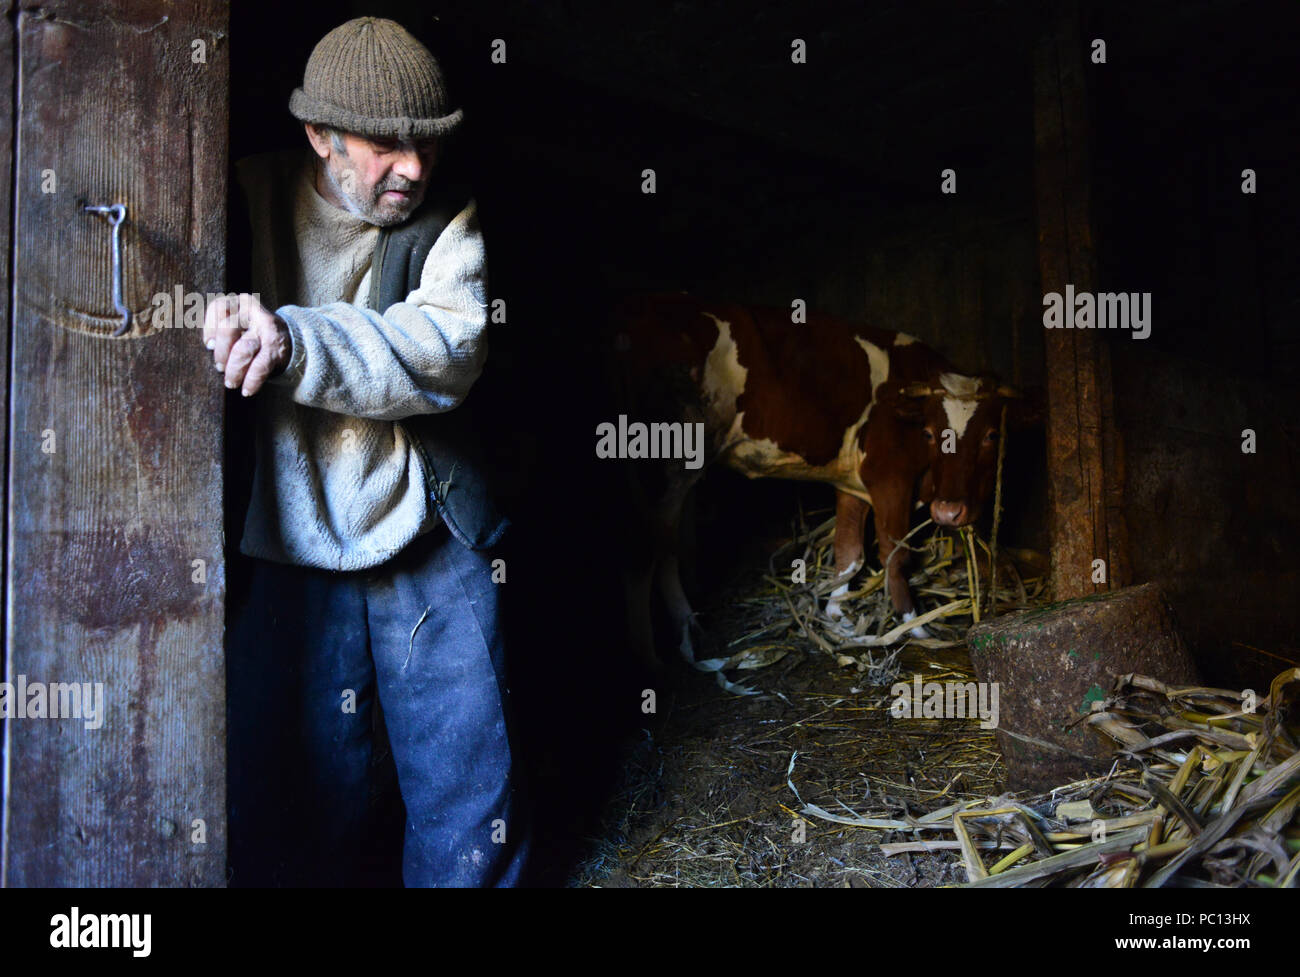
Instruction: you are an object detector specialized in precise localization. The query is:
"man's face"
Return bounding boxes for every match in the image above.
[307,125,439,226]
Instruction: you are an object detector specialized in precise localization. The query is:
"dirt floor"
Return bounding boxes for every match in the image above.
[568,551,1010,888]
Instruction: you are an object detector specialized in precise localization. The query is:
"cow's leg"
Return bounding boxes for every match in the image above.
[869,478,930,638]
[826,490,869,622]
[623,553,660,671]
[654,470,707,663]
[618,438,667,671]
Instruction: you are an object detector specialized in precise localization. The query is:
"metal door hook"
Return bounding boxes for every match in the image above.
[83,203,131,336]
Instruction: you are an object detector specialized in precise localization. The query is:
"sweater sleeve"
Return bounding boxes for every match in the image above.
[269,199,488,421]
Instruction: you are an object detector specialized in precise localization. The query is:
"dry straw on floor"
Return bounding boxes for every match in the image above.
[576,514,1042,887]
[766,515,1299,887]
[579,513,1299,887]
[706,510,1050,691]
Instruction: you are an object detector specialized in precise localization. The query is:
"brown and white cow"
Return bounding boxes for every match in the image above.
[609,292,1026,669]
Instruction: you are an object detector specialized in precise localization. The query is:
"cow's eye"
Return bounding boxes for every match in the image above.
[983,430,999,445]
[923,428,936,444]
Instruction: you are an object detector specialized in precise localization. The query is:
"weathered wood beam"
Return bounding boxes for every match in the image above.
[1032,3,1129,599]
[0,0,13,873]
[4,0,228,886]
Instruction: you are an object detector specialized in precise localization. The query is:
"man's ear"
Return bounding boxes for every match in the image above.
[304,123,331,160]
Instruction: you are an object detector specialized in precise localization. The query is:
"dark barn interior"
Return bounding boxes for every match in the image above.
[221,0,1300,885]
[0,0,1256,893]
[10,0,1300,905]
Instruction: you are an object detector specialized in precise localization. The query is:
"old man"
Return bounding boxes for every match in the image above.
[210,17,528,887]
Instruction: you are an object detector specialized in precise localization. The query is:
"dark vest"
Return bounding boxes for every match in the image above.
[370,196,510,551]
[228,153,509,555]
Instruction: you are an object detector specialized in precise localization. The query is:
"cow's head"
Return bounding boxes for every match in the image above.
[894,373,1029,528]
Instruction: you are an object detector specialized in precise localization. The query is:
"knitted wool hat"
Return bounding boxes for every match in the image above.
[289,18,462,140]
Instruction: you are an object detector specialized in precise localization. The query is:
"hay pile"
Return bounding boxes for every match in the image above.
[580,512,1299,888]
[703,510,1050,692]
[576,640,1005,887]
[765,516,1300,887]
[863,669,1300,888]
[575,513,1042,887]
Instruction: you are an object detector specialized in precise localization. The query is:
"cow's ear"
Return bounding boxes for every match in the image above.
[1002,387,1045,430]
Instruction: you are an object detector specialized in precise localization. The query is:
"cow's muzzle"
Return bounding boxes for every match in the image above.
[931,500,970,527]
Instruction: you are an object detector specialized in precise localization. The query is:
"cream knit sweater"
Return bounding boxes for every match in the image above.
[235,151,489,570]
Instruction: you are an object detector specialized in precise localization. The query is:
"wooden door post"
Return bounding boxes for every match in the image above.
[1032,2,1129,600]
[3,0,229,886]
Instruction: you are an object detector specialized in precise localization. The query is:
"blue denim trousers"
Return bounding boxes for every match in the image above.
[227,523,530,887]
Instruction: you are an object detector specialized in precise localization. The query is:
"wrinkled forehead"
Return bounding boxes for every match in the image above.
[928,374,1001,437]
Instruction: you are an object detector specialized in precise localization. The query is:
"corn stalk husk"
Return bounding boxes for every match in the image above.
[848,667,1300,887]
